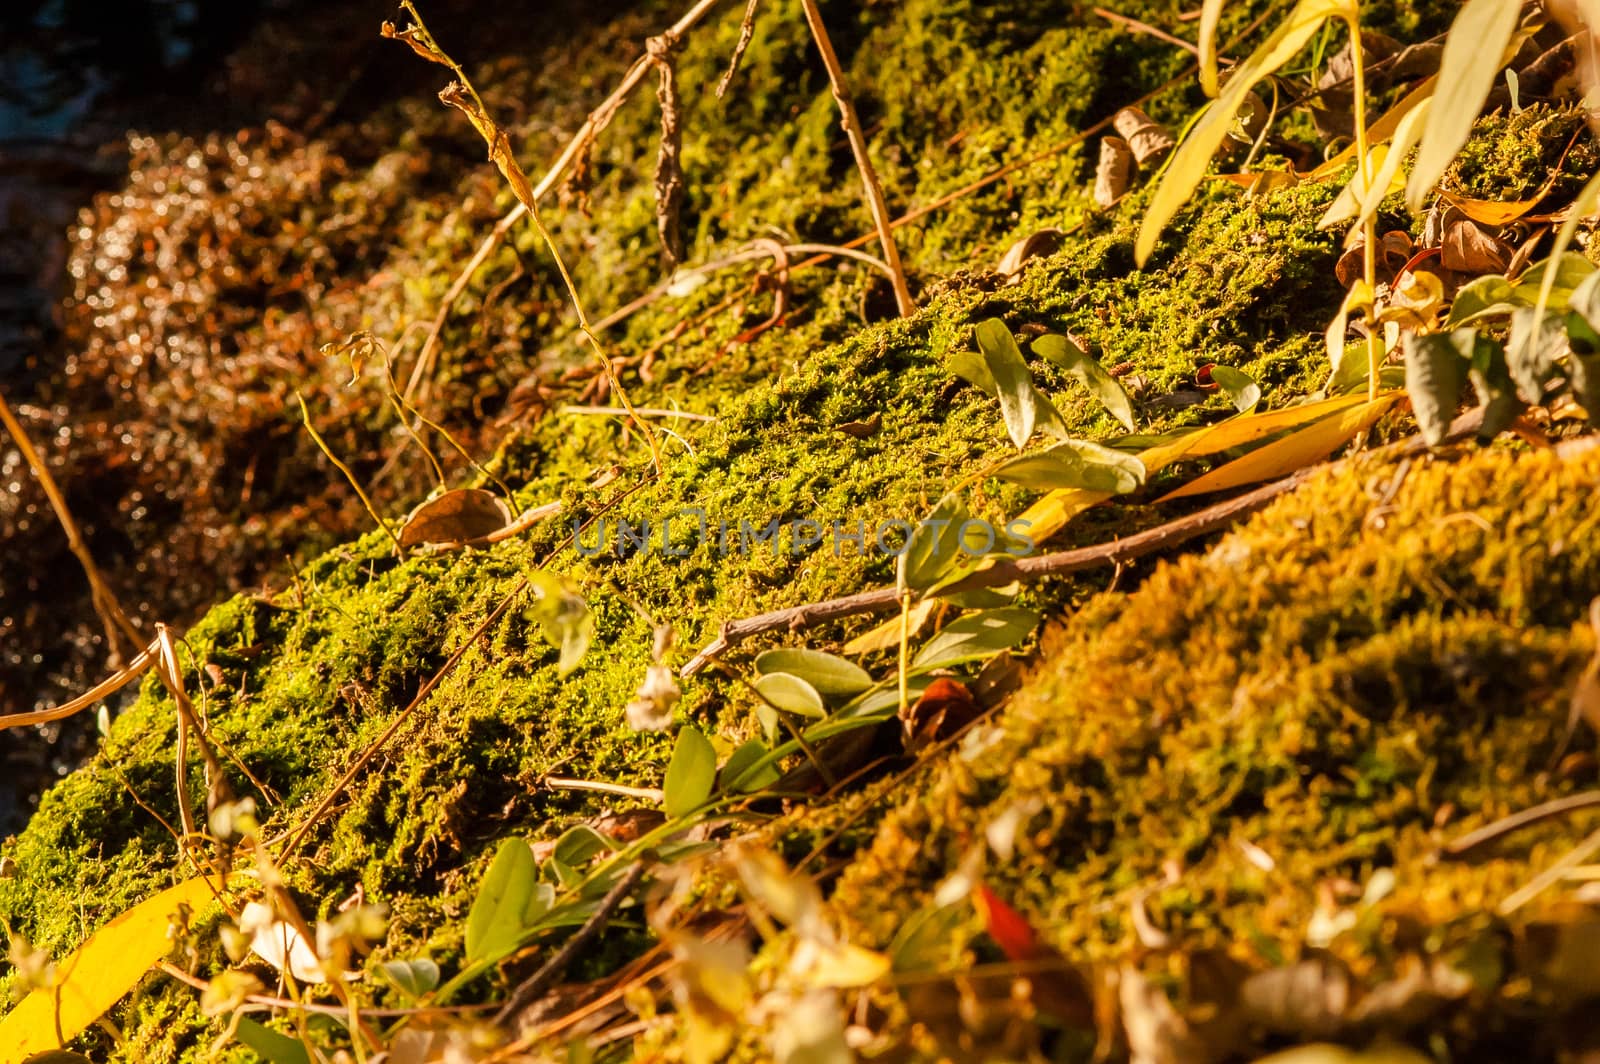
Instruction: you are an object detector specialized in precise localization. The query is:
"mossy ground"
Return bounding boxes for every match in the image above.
[2,0,1598,1061]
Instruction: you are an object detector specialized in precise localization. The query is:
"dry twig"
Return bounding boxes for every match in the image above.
[797,0,914,317]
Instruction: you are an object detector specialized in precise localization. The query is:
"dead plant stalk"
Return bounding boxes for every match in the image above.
[798,0,914,317]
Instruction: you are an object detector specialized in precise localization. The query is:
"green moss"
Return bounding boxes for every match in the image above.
[5,0,1596,1059]
[821,443,1600,1058]
[1445,106,1600,209]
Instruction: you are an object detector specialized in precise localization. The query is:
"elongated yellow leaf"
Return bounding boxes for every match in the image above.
[1320,98,1432,232]
[1404,0,1522,212]
[0,876,224,1056]
[843,599,937,655]
[1013,393,1373,540]
[1198,0,1226,97]
[1311,76,1437,180]
[1137,0,1351,266]
[1157,393,1400,500]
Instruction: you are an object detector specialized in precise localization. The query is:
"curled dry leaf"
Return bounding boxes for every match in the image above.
[398,488,511,548]
[1442,216,1514,274]
[1094,135,1134,208]
[1112,106,1174,167]
[995,228,1066,284]
[900,676,981,754]
[1335,230,1412,289]
[836,411,883,438]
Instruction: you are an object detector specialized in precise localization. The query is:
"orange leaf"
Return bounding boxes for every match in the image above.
[1157,393,1400,501]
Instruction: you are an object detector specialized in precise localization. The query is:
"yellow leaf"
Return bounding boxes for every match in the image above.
[789,939,892,990]
[1325,280,1375,370]
[1137,0,1353,266]
[1197,0,1226,98]
[1311,76,1437,180]
[1405,0,1523,212]
[1013,393,1374,541]
[843,599,937,655]
[1157,393,1400,501]
[0,876,224,1056]
[1442,191,1544,227]
[1319,97,1432,232]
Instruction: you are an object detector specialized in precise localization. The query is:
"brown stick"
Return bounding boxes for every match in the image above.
[797,0,914,317]
[0,389,142,661]
[1442,791,1600,859]
[681,409,1492,676]
[681,470,1307,675]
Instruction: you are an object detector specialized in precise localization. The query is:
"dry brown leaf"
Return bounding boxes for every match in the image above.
[398,488,512,548]
[837,412,884,439]
[1113,106,1174,167]
[1442,217,1514,274]
[900,677,982,754]
[1094,136,1134,208]
[995,229,1066,284]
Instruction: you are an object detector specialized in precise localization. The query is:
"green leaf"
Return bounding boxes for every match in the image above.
[1506,308,1566,403]
[753,672,827,719]
[1137,0,1350,266]
[380,958,441,998]
[754,648,873,699]
[899,492,972,592]
[466,838,537,965]
[974,319,1038,449]
[721,739,781,793]
[1403,330,1470,446]
[913,608,1040,670]
[1566,268,1600,336]
[552,825,614,868]
[524,570,594,677]
[1467,336,1522,441]
[992,440,1145,494]
[947,347,997,394]
[848,674,938,717]
[889,903,968,974]
[1032,334,1136,431]
[1405,0,1522,212]
[234,1018,311,1064]
[1208,365,1261,413]
[664,726,716,817]
[1510,253,1596,311]
[1445,273,1518,327]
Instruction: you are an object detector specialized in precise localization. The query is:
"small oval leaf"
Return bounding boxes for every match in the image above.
[913,607,1040,670]
[754,648,873,698]
[1033,333,1136,431]
[975,319,1038,449]
[753,672,827,719]
[664,726,717,817]
[466,838,537,965]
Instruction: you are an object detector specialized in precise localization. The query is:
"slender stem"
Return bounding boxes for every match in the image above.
[0,389,142,660]
[1346,15,1381,402]
[797,0,915,317]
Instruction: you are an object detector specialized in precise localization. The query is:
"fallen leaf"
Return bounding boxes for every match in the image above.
[398,488,512,548]
[1441,216,1513,273]
[1113,106,1174,167]
[0,877,223,1056]
[1094,135,1134,208]
[835,412,882,438]
[995,229,1067,284]
[901,677,982,753]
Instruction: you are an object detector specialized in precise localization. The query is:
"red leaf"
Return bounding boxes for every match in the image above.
[974,883,1045,962]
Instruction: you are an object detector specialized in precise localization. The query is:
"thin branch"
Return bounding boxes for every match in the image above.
[0,637,156,731]
[493,861,648,1026]
[683,467,1307,675]
[1443,791,1600,859]
[681,409,1492,675]
[1093,7,1201,56]
[543,777,666,802]
[717,0,762,97]
[0,388,142,661]
[798,0,914,317]
[398,0,724,402]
